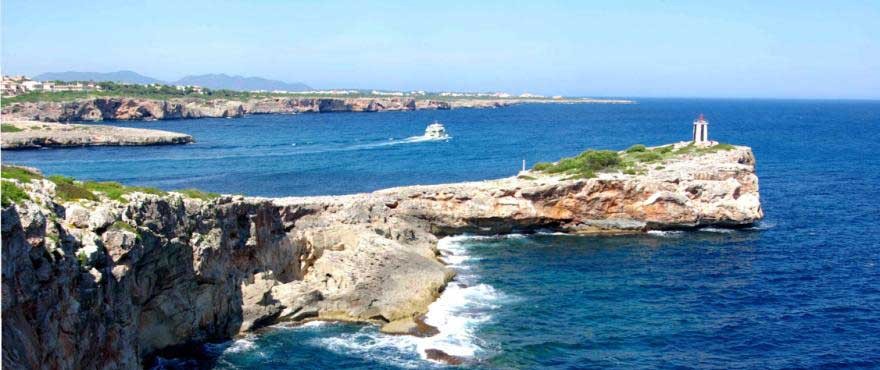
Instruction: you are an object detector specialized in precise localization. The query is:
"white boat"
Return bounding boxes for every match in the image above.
[424,121,448,139]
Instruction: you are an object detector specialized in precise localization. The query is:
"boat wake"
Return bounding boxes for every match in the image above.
[29,135,452,165]
[350,134,451,149]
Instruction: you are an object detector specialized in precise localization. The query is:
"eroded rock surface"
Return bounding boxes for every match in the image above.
[2,96,632,122]
[1,121,193,149]
[1,145,761,369]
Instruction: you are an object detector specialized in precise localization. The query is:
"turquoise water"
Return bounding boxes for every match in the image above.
[5,100,880,368]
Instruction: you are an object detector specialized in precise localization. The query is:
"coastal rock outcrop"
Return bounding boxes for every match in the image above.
[0,121,193,149]
[1,145,761,369]
[1,96,632,122]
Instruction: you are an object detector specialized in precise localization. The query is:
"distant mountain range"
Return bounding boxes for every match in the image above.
[32,71,312,92]
[34,70,163,85]
[174,74,311,92]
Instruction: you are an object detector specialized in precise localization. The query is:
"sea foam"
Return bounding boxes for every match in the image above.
[311,235,503,366]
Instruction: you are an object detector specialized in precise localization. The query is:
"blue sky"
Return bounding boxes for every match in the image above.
[2,0,878,99]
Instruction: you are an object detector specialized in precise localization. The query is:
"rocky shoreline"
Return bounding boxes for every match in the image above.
[1,144,761,368]
[1,96,633,122]
[1,121,193,149]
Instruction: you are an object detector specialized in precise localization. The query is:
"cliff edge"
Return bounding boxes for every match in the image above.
[1,96,632,122]
[1,144,761,368]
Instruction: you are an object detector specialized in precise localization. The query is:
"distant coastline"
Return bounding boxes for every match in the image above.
[1,96,634,123]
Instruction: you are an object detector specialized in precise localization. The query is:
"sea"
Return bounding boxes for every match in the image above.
[4,99,879,369]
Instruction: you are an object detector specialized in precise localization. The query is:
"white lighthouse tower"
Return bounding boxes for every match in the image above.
[692,113,709,146]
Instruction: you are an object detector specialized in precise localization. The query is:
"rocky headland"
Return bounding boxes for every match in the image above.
[1,96,633,122]
[1,144,761,368]
[1,121,193,149]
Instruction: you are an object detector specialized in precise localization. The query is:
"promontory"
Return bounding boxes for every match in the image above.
[1,142,761,368]
[1,121,193,149]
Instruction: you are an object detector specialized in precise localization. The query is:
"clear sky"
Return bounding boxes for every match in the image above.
[2,0,878,99]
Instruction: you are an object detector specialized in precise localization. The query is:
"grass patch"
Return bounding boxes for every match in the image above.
[1,124,23,133]
[1,181,30,207]
[109,220,137,233]
[175,188,220,200]
[1,165,42,182]
[48,175,97,202]
[625,144,647,153]
[82,181,166,201]
[517,175,537,180]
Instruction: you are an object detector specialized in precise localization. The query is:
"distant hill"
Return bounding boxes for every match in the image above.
[173,73,311,92]
[32,71,311,92]
[33,70,163,84]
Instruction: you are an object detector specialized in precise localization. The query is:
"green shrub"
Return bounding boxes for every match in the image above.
[175,188,220,200]
[630,151,663,162]
[82,181,128,200]
[577,150,622,170]
[622,168,636,175]
[80,181,165,201]
[654,145,674,154]
[1,124,23,133]
[76,250,88,267]
[1,165,42,182]
[109,220,137,233]
[708,143,736,152]
[532,149,623,178]
[532,162,553,171]
[625,144,647,153]
[1,181,30,207]
[49,175,97,201]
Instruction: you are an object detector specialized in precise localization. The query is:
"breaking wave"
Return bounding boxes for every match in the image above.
[309,235,503,366]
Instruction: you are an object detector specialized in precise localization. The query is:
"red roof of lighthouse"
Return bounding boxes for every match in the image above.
[695,113,707,123]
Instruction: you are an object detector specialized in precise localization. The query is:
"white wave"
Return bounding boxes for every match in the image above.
[312,328,425,369]
[222,336,257,354]
[310,235,502,366]
[646,230,684,237]
[202,334,259,356]
[699,227,735,233]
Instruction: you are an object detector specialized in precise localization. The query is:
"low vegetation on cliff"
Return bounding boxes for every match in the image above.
[0,165,217,204]
[1,123,24,132]
[532,143,736,178]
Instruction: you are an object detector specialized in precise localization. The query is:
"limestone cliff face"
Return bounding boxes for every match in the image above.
[1,97,471,122]
[1,146,761,369]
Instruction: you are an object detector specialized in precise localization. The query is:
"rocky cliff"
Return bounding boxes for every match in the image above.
[1,96,633,123]
[1,145,762,369]
[1,97,502,122]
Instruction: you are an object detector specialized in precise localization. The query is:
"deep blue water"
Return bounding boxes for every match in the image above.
[5,99,880,368]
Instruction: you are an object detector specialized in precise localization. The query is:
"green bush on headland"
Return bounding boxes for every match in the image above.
[532,149,623,178]
[533,143,737,178]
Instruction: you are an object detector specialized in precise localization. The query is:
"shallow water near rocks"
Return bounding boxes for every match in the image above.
[6,99,880,368]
